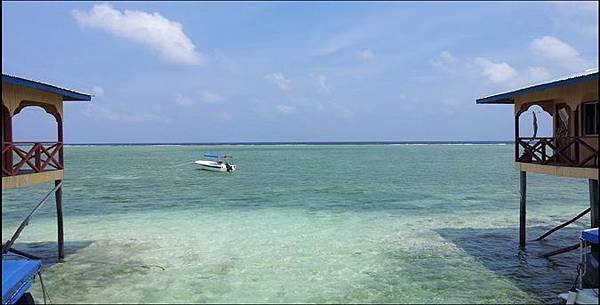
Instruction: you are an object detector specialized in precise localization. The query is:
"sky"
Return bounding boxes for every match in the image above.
[2,1,598,143]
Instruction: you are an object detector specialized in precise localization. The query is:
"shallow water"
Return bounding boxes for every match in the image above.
[2,144,591,303]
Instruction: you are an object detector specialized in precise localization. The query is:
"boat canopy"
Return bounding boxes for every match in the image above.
[204,153,232,159]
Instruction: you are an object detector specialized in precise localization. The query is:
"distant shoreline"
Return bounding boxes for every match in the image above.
[64,141,512,146]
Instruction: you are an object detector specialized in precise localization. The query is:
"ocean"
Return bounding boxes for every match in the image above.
[1,144,591,303]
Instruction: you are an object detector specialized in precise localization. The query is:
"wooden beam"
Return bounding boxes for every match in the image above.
[55,179,64,260]
[520,171,527,249]
[534,208,590,241]
[542,243,580,258]
[2,170,64,190]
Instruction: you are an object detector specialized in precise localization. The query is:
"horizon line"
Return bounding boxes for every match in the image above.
[63,140,513,146]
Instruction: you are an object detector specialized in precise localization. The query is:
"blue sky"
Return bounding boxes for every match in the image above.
[2,1,598,143]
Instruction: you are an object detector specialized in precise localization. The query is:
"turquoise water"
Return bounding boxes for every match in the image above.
[2,144,592,303]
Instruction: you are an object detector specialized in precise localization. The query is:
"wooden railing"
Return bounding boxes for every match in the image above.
[517,137,598,168]
[2,142,64,176]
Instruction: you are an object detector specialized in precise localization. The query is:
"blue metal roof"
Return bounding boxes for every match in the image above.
[2,74,92,101]
[476,68,598,104]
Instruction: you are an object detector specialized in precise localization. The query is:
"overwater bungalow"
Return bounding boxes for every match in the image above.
[476,68,598,293]
[2,74,92,304]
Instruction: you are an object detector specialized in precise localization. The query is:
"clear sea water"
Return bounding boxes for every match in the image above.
[1,144,592,303]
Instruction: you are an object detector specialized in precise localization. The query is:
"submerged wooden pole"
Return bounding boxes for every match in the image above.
[519,171,527,249]
[55,179,64,260]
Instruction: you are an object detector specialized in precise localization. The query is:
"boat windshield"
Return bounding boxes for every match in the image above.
[204,153,233,160]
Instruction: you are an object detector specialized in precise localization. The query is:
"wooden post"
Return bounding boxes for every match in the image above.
[519,171,527,248]
[515,114,519,161]
[2,107,13,171]
[589,179,599,288]
[574,108,580,164]
[55,179,64,260]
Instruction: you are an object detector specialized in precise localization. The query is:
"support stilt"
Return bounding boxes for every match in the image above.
[577,178,600,289]
[590,179,599,228]
[589,179,599,265]
[519,171,527,249]
[55,179,64,260]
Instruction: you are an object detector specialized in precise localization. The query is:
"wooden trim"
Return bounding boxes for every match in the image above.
[515,162,598,180]
[2,170,64,189]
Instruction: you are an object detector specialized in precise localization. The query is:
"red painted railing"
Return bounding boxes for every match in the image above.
[1,142,64,176]
[517,137,598,168]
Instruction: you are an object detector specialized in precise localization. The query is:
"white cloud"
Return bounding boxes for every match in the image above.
[315,102,325,111]
[265,73,291,91]
[525,66,552,83]
[276,104,296,114]
[310,73,331,93]
[201,91,224,103]
[557,1,599,13]
[356,49,375,61]
[92,85,104,97]
[175,91,223,106]
[529,36,587,71]
[313,27,371,56]
[430,51,457,71]
[474,57,518,84]
[552,2,598,38]
[174,94,194,107]
[211,111,231,122]
[330,102,354,118]
[72,4,203,65]
[440,51,456,63]
[82,105,170,124]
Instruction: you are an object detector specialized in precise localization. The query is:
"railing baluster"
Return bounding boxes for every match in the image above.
[58,142,64,169]
[514,136,597,169]
[35,143,41,172]
[542,139,547,163]
[1,141,65,176]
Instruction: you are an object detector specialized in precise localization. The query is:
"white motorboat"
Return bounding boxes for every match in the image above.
[195,153,236,172]
[558,289,599,304]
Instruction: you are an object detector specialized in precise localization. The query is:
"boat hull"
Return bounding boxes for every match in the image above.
[194,160,236,172]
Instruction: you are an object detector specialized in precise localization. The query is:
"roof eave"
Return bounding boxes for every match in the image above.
[476,70,598,105]
[475,97,514,104]
[2,74,92,102]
